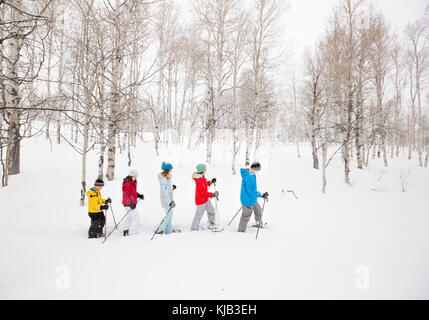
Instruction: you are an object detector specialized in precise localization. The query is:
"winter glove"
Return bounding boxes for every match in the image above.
[262,192,269,200]
[100,204,109,210]
[211,178,217,184]
[106,198,112,204]
[130,203,136,210]
[169,201,176,208]
[172,185,177,190]
[137,193,144,200]
[212,191,219,199]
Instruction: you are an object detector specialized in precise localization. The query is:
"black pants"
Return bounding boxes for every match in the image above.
[88,212,106,238]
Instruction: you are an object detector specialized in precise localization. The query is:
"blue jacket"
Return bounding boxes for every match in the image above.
[240,168,262,207]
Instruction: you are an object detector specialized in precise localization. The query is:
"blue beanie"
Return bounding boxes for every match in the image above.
[161,161,173,171]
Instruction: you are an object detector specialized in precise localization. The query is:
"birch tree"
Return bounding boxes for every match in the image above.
[229,12,250,174]
[302,48,325,170]
[194,0,240,163]
[244,0,285,165]
[405,18,428,166]
[1,0,52,184]
[368,13,392,167]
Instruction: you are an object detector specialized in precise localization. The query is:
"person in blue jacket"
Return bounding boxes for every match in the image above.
[155,161,179,235]
[238,162,269,232]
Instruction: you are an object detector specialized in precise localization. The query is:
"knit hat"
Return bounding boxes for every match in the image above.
[196,163,206,174]
[128,169,139,178]
[161,161,173,171]
[250,162,261,171]
[94,179,104,187]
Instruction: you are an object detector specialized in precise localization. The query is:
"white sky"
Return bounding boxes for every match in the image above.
[284,0,428,61]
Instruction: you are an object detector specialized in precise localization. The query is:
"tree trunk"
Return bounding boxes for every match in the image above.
[206,122,214,164]
[4,0,22,177]
[80,113,89,207]
[311,119,319,169]
[106,1,122,181]
[57,11,65,145]
[245,124,254,166]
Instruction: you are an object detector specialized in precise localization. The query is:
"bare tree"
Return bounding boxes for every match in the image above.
[302,48,325,170]
[368,13,392,167]
[243,0,286,165]
[1,0,52,185]
[194,0,241,163]
[229,11,250,174]
[405,18,428,166]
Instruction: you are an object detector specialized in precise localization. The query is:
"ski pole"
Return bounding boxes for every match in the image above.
[151,207,172,241]
[287,190,298,200]
[255,198,267,240]
[102,199,140,244]
[104,208,107,241]
[227,206,243,226]
[213,182,219,225]
[109,205,118,229]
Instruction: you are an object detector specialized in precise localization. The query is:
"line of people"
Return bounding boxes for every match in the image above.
[86,161,268,239]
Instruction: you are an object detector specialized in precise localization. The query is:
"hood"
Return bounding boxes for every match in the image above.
[123,177,136,186]
[240,168,252,178]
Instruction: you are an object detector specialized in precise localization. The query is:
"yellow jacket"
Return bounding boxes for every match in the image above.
[86,188,106,213]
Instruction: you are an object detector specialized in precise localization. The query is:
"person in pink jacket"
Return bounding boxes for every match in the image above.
[122,170,144,236]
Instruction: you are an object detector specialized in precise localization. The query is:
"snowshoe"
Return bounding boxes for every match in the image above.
[201,224,224,233]
[251,222,268,229]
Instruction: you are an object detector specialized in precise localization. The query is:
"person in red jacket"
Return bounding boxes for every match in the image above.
[191,163,219,231]
[122,170,144,236]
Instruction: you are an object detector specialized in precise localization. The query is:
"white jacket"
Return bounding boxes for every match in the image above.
[158,172,174,208]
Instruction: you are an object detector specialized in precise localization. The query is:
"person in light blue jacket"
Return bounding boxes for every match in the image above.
[238,162,269,232]
[155,161,179,235]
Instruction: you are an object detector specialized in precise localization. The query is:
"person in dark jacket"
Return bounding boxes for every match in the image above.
[191,163,219,231]
[238,162,268,232]
[122,170,144,236]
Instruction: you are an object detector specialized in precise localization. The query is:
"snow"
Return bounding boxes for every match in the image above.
[1,133,429,299]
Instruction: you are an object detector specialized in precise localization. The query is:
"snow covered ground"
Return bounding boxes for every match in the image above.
[1,134,429,299]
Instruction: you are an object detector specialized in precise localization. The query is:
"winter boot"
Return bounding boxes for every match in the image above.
[123,230,129,237]
[207,222,218,230]
[251,220,265,228]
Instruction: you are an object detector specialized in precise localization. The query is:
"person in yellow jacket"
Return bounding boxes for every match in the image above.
[86,179,111,238]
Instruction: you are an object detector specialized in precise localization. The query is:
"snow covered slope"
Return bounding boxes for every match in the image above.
[1,136,428,299]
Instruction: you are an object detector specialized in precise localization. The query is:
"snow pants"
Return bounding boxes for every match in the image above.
[157,207,173,235]
[122,207,140,235]
[88,212,106,238]
[191,200,215,231]
[238,202,262,232]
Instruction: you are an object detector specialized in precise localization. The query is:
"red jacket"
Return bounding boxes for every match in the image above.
[193,174,213,205]
[122,178,137,206]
